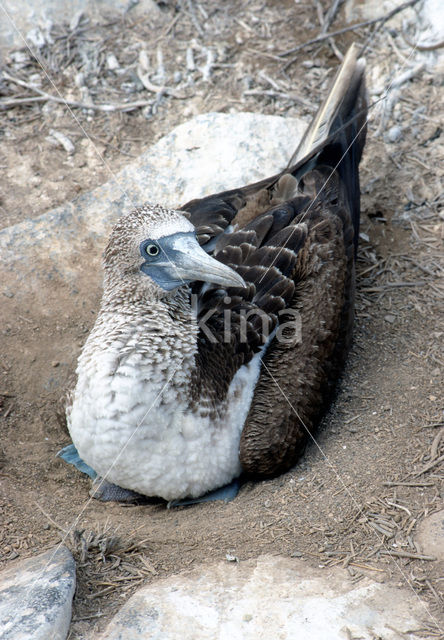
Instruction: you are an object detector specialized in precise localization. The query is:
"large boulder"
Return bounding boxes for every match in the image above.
[0,546,75,640]
[98,554,429,640]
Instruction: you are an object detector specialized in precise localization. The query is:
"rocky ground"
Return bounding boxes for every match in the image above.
[0,0,443,638]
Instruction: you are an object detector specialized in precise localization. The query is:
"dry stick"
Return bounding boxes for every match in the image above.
[246,47,282,61]
[349,562,384,572]
[401,31,444,51]
[419,422,444,429]
[391,63,425,89]
[382,481,434,487]
[425,579,443,606]
[321,0,344,34]
[279,0,421,58]
[2,72,155,113]
[72,613,104,622]
[359,21,386,57]
[184,0,204,37]
[35,502,68,534]
[87,133,137,158]
[157,12,181,40]
[135,74,186,99]
[244,88,316,110]
[0,96,48,108]
[430,427,444,461]
[379,549,437,561]
[361,281,426,292]
[318,0,345,61]
[411,453,444,479]
[3,404,14,418]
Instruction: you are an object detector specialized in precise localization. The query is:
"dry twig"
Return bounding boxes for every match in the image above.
[279,0,421,67]
[382,481,434,487]
[2,72,156,113]
[316,0,344,61]
[35,502,68,533]
[430,427,444,460]
[411,453,444,478]
[244,88,315,110]
[379,549,437,561]
[183,0,204,37]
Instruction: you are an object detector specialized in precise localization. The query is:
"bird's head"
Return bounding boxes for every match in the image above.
[103,204,245,297]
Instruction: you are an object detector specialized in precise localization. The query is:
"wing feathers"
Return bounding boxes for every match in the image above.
[186,44,367,436]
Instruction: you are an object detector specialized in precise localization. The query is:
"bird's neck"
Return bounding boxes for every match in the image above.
[101,276,191,312]
[95,284,199,373]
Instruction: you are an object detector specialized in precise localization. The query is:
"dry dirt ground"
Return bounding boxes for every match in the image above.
[0,1,443,638]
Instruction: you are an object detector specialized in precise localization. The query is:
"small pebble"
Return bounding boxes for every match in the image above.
[226,553,239,563]
[51,361,60,367]
[74,72,85,89]
[242,75,253,90]
[29,73,42,87]
[106,53,120,71]
[386,125,402,143]
[10,51,28,65]
[384,314,396,324]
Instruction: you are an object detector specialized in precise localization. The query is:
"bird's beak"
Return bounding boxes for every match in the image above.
[171,235,246,288]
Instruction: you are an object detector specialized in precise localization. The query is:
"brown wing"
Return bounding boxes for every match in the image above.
[237,44,367,474]
[188,200,310,415]
[181,43,367,476]
[239,168,356,476]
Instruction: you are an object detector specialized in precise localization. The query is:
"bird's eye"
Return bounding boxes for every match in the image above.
[145,243,159,257]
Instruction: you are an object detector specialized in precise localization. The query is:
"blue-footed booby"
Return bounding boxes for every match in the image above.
[63,44,367,503]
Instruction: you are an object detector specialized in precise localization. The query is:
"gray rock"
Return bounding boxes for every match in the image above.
[99,554,428,640]
[415,509,444,561]
[0,0,162,53]
[0,113,306,303]
[0,545,76,640]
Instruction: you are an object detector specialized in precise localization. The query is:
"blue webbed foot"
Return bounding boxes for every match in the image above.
[57,444,97,479]
[168,477,242,508]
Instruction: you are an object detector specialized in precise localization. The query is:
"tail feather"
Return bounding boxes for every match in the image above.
[292,44,366,162]
[181,45,367,249]
[289,43,367,242]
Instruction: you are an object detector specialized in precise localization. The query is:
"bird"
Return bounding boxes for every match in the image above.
[62,43,367,504]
